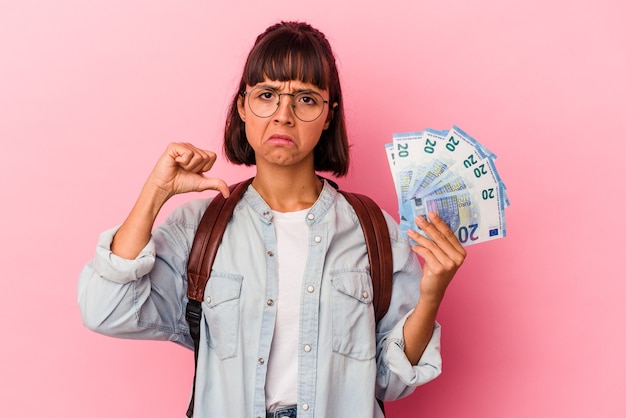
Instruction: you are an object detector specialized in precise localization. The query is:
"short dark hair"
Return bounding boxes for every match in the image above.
[223,21,350,177]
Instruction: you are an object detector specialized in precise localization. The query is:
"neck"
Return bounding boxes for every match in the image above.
[252,168,323,212]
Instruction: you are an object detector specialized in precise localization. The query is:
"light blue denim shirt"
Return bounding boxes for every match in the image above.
[78,180,442,418]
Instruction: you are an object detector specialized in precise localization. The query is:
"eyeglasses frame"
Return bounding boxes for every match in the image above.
[241,87,330,122]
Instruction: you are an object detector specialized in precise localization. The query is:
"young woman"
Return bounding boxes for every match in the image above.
[78,21,466,418]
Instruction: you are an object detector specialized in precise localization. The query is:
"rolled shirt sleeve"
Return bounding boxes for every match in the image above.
[385,312,442,385]
[92,225,157,284]
[77,220,192,347]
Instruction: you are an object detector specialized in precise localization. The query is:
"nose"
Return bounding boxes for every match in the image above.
[273,93,296,124]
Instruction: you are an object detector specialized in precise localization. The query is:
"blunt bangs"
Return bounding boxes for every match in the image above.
[243,29,330,92]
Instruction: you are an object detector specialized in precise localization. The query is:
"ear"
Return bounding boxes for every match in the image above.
[237,94,246,122]
[323,102,338,130]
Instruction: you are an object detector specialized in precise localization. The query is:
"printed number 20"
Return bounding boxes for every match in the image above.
[458,224,479,243]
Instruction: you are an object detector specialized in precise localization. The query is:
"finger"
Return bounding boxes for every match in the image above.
[414,214,453,244]
[407,228,445,265]
[174,145,215,173]
[197,177,230,198]
[427,212,466,255]
[408,236,462,286]
[181,144,218,173]
[408,237,441,266]
[168,143,195,167]
[185,151,213,173]
[411,216,466,265]
[173,143,203,169]
[415,214,461,252]
[199,151,218,173]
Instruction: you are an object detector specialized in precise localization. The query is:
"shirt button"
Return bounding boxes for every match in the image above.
[206,296,211,303]
[314,236,322,243]
[302,404,309,411]
[267,251,274,257]
[304,344,311,352]
[258,358,265,365]
[267,299,274,306]
[362,291,369,299]
[307,213,315,220]
[307,285,315,293]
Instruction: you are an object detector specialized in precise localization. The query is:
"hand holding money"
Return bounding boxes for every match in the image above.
[386,126,509,246]
[408,212,466,300]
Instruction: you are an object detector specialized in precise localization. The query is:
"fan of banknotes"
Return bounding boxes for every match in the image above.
[385,126,509,246]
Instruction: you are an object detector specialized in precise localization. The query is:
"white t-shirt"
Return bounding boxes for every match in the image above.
[265,209,309,410]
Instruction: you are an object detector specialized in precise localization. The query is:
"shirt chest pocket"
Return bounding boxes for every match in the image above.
[330,271,376,360]
[201,273,243,360]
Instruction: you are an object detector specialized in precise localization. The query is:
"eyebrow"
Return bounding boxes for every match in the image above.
[256,83,322,95]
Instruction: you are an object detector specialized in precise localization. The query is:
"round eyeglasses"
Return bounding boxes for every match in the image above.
[242,87,329,122]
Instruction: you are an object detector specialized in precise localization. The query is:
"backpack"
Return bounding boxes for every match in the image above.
[185,177,392,417]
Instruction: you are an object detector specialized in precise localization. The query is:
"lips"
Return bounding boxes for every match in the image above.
[267,134,296,146]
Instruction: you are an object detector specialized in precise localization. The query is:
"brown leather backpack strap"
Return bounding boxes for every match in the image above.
[187,177,254,302]
[185,177,253,418]
[339,191,393,323]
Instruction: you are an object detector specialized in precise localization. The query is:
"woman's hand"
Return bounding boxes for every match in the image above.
[402,212,466,364]
[147,142,230,199]
[110,143,229,259]
[407,213,466,303]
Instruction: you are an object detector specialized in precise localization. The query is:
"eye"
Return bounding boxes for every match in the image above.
[255,89,277,101]
[296,92,319,106]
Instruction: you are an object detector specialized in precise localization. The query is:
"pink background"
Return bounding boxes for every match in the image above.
[1,1,625,416]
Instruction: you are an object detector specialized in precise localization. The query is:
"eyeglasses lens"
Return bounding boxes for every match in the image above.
[247,88,325,122]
